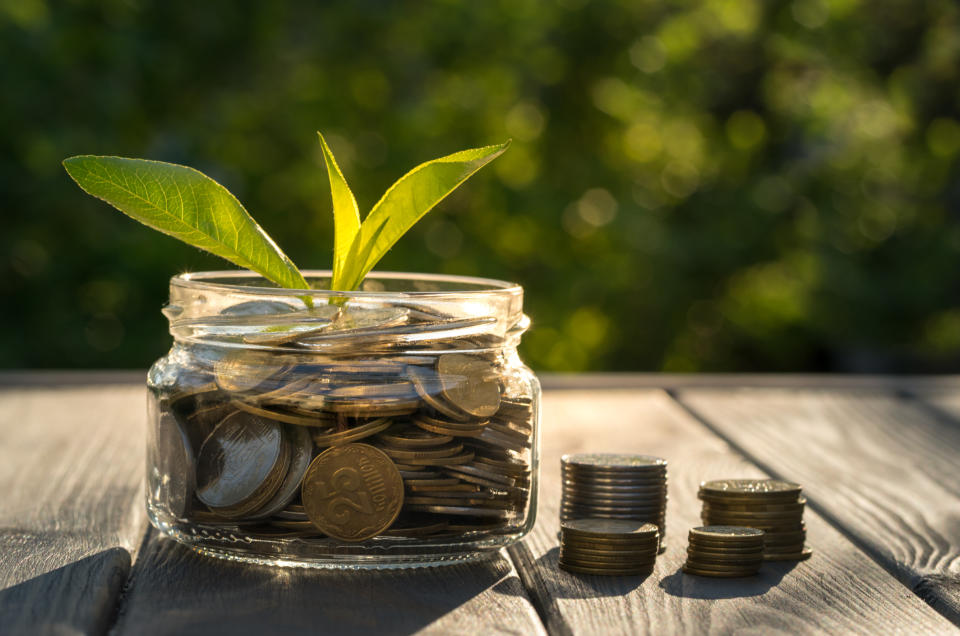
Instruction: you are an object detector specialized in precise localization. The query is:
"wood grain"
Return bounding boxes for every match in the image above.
[508,389,954,635]
[113,531,546,636]
[0,384,147,635]
[677,388,960,626]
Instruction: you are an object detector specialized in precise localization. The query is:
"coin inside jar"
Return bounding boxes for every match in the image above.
[301,443,404,541]
[436,354,501,417]
[195,411,287,517]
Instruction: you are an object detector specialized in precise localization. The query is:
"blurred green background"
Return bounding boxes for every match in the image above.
[3,0,960,372]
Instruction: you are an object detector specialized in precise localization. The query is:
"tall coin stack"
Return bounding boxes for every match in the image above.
[698,478,812,561]
[559,519,660,576]
[683,526,765,577]
[561,454,668,547]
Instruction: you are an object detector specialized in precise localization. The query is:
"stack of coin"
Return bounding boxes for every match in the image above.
[698,478,811,561]
[152,298,537,543]
[683,526,765,577]
[559,518,660,576]
[561,454,668,544]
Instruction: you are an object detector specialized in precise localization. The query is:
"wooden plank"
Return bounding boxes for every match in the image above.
[507,389,954,635]
[113,532,546,636]
[0,384,147,635]
[0,370,144,386]
[6,370,960,392]
[539,373,960,391]
[677,387,960,625]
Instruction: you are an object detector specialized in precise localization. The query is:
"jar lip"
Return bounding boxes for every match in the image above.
[171,270,523,298]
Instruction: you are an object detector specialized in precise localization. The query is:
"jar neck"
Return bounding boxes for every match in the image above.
[163,271,527,355]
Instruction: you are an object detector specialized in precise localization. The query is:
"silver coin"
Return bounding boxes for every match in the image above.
[196,411,284,510]
[689,526,765,541]
[561,518,659,538]
[562,453,666,470]
[443,463,516,487]
[249,424,315,519]
[699,479,801,498]
[154,412,195,518]
[562,480,668,494]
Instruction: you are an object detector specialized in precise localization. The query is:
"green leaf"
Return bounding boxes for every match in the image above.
[63,155,309,290]
[317,132,360,290]
[337,140,511,291]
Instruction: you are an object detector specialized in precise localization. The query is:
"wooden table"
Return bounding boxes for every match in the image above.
[3,373,960,635]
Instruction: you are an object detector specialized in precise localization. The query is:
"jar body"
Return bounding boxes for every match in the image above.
[146,271,539,568]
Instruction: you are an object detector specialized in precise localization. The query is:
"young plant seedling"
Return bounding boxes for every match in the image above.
[63,134,510,294]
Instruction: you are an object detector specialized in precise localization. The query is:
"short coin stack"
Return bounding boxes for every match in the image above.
[683,526,765,577]
[561,453,668,546]
[559,518,660,576]
[698,478,811,561]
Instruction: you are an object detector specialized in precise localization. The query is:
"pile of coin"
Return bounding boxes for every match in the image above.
[560,453,668,546]
[152,299,535,543]
[698,478,811,561]
[683,526,765,577]
[559,518,660,576]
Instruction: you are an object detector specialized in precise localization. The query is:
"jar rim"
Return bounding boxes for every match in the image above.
[171,270,523,298]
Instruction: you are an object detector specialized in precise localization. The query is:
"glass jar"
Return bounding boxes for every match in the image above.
[146,271,539,568]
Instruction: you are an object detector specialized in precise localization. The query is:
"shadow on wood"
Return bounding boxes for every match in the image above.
[113,533,542,636]
[0,546,130,636]
[658,561,798,600]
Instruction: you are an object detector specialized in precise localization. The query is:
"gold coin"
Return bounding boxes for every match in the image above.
[413,418,487,438]
[379,443,464,461]
[702,498,807,513]
[561,518,659,540]
[437,354,502,417]
[232,399,328,427]
[301,443,404,541]
[214,351,287,394]
[310,417,393,446]
[689,526,764,541]
[408,366,472,422]
[559,554,658,569]
[382,521,450,537]
[378,427,455,448]
[699,478,801,501]
[559,561,655,576]
[405,482,478,492]
[403,504,510,518]
[561,544,659,560]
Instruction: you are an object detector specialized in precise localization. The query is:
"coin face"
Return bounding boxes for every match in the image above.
[562,454,667,470]
[250,424,315,519]
[561,518,660,539]
[689,526,765,541]
[437,354,502,417]
[699,479,801,498]
[302,443,404,541]
[196,411,286,513]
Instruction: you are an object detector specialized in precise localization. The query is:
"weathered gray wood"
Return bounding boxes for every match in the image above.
[113,531,546,636]
[678,387,960,625]
[539,373,960,391]
[508,389,954,635]
[0,370,144,386]
[0,385,147,635]
[6,370,960,392]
